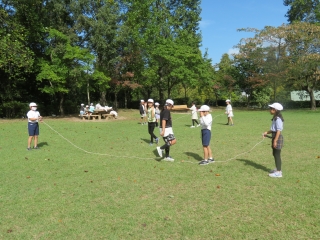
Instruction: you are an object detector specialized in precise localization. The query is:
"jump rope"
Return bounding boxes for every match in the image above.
[42,113,271,164]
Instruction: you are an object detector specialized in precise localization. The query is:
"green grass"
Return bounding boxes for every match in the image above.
[1,108,320,239]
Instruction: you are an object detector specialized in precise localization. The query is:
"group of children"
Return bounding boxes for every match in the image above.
[79,103,118,118]
[141,98,284,177]
[26,99,285,178]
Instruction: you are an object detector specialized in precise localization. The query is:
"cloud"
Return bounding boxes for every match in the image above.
[228,48,239,56]
[199,20,214,29]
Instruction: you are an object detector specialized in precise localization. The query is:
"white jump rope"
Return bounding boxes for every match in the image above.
[42,114,269,164]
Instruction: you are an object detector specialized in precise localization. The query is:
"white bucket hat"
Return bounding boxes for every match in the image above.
[198,105,210,112]
[29,102,37,107]
[268,103,283,111]
[166,99,174,106]
[147,99,154,103]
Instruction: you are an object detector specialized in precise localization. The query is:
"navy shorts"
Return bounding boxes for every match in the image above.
[28,122,39,136]
[201,129,211,146]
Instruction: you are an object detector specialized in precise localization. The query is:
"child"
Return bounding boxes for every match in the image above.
[139,100,147,125]
[147,99,159,145]
[225,99,234,126]
[263,103,284,178]
[89,103,95,114]
[156,99,176,162]
[79,103,85,117]
[189,102,200,128]
[155,102,160,127]
[27,102,42,150]
[197,105,214,165]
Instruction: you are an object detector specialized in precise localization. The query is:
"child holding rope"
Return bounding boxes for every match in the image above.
[156,99,176,162]
[198,105,214,165]
[27,102,42,150]
[263,103,284,178]
[225,99,234,126]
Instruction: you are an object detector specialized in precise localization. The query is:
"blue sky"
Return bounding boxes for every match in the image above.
[199,0,290,65]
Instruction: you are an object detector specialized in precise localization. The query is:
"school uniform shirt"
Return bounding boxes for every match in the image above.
[200,113,212,131]
[27,110,41,123]
[159,109,173,137]
[147,107,156,122]
[270,117,283,132]
[226,104,234,117]
[189,105,198,119]
[139,104,145,115]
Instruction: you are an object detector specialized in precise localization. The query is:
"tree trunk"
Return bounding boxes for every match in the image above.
[59,93,64,115]
[87,78,90,105]
[308,89,317,110]
[124,90,127,109]
[100,91,106,106]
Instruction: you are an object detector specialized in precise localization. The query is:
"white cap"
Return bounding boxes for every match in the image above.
[166,99,174,106]
[147,99,154,103]
[268,103,283,111]
[198,105,210,112]
[29,102,37,107]
[226,99,231,102]
[155,102,160,106]
[141,99,145,102]
[81,103,84,106]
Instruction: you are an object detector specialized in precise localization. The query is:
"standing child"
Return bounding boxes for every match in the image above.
[147,99,159,145]
[263,103,284,178]
[197,105,214,165]
[156,99,176,162]
[189,102,200,128]
[27,102,42,150]
[155,102,160,127]
[225,99,234,126]
[80,103,85,117]
[139,100,147,125]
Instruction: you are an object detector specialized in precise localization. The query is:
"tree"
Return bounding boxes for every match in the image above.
[284,0,320,23]
[36,29,106,115]
[284,22,320,110]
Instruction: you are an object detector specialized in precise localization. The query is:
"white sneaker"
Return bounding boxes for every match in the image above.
[269,171,282,178]
[190,126,195,128]
[197,124,201,127]
[163,156,174,162]
[156,147,163,157]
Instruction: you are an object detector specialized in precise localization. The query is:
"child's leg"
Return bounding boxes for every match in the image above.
[203,146,209,160]
[34,135,39,147]
[273,148,281,171]
[207,146,212,159]
[229,117,233,125]
[28,136,34,148]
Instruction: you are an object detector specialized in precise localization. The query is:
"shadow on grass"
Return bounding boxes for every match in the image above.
[183,152,202,161]
[38,142,49,147]
[140,138,150,144]
[237,159,269,172]
[152,149,162,162]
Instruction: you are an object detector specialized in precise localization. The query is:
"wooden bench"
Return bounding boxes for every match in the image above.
[102,114,116,120]
[81,114,100,120]
[172,104,188,112]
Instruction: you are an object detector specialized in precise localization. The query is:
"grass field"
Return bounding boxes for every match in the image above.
[1,108,320,239]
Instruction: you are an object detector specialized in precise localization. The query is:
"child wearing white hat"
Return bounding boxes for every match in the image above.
[225,99,234,126]
[27,102,42,150]
[154,102,160,127]
[147,99,159,145]
[198,105,214,165]
[263,103,284,178]
[156,99,176,162]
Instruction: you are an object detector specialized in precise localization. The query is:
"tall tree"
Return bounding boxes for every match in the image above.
[284,0,320,23]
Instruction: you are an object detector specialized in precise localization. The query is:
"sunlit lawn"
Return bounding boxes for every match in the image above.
[1,108,320,239]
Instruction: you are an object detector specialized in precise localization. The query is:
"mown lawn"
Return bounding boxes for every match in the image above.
[1,108,319,239]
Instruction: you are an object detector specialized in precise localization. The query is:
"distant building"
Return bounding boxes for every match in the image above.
[291,91,320,101]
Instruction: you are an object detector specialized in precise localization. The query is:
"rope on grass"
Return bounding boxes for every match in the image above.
[42,120,267,164]
[42,121,156,160]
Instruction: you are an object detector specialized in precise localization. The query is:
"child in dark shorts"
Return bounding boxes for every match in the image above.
[27,102,42,150]
[198,105,214,165]
[263,102,284,178]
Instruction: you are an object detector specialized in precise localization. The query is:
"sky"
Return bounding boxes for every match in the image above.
[199,0,290,65]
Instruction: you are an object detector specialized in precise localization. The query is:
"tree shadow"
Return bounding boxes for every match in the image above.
[237,159,270,172]
[183,152,203,161]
